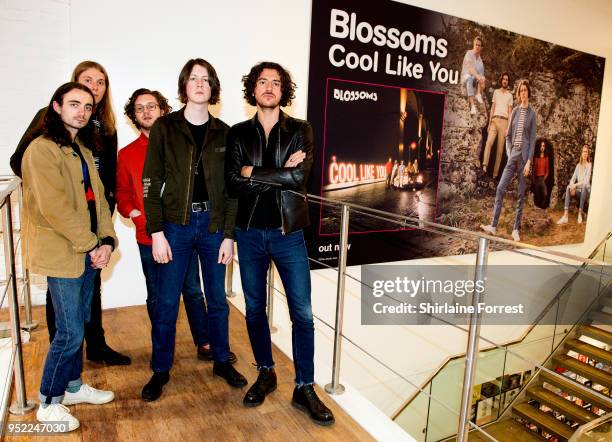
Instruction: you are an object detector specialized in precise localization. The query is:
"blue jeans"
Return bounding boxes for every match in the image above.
[138,245,209,347]
[465,75,479,97]
[39,255,96,403]
[564,184,590,212]
[491,149,528,231]
[151,210,229,372]
[235,227,314,385]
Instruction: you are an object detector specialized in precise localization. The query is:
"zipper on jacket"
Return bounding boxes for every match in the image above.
[247,126,265,230]
[274,125,286,234]
[184,139,194,224]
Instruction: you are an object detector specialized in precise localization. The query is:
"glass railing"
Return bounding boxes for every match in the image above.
[278,190,611,441]
[394,232,611,440]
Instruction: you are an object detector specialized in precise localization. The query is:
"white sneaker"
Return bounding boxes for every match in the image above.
[36,403,80,432]
[556,215,568,225]
[577,214,583,224]
[480,224,496,235]
[475,93,484,104]
[62,384,114,405]
[511,230,521,242]
[470,105,477,115]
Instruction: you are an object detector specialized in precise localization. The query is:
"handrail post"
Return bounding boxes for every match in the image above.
[325,204,350,395]
[457,237,489,441]
[3,197,35,415]
[17,184,37,330]
[225,258,237,298]
[267,262,277,333]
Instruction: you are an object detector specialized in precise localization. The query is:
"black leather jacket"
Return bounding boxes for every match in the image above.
[225,111,313,234]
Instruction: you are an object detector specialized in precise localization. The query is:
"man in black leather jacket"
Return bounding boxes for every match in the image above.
[225,61,334,426]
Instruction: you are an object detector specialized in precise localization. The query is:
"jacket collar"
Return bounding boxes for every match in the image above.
[169,106,224,131]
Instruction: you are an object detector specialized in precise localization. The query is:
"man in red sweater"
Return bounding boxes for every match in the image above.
[116,88,236,363]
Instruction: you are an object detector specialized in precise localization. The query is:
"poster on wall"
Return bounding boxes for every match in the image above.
[306,0,605,266]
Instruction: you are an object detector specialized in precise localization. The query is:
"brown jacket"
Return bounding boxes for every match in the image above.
[22,136,117,278]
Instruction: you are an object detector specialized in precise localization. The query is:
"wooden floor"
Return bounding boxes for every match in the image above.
[5,304,372,441]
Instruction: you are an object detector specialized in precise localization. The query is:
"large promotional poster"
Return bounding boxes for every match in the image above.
[306,0,605,266]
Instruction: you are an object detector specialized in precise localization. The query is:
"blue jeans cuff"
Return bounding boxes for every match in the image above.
[295,382,314,388]
[67,378,82,389]
[38,391,64,405]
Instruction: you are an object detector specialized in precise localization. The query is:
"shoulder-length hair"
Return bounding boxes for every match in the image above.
[71,60,116,136]
[177,58,221,105]
[515,79,531,101]
[242,62,296,107]
[124,88,172,129]
[43,82,96,148]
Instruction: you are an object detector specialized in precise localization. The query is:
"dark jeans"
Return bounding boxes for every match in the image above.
[235,227,314,385]
[151,210,230,372]
[138,244,209,346]
[39,255,96,403]
[491,148,528,231]
[46,270,106,351]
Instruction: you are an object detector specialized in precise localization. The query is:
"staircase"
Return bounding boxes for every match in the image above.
[508,298,612,441]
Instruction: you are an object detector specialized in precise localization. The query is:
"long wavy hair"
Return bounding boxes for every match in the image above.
[43,82,96,148]
[71,61,116,136]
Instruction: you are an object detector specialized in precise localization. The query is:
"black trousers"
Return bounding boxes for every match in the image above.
[46,269,106,351]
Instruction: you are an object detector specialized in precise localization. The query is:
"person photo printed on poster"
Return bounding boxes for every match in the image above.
[319,79,444,235]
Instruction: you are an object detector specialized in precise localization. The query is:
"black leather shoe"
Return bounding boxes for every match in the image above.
[141,372,170,402]
[292,385,335,426]
[197,346,237,364]
[213,362,247,388]
[87,344,131,366]
[243,367,277,407]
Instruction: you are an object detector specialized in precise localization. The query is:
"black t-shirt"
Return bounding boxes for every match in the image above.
[186,120,210,204]
[249,123,282,229]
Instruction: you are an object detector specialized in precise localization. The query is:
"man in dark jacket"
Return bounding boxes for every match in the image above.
[141,58,245,402]
[225,61,334,426]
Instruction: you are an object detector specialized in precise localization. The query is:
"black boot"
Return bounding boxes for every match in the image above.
[243,367,277,407]
[87,344,131,366]
[141,372,170,402]
[292,384,335,426]
[213,362,247,388]
[197,345,237,364]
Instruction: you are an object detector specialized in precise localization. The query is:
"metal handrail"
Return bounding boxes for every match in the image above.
[568,412,611,441]
[0,176,35,423]
[297,190,611,270]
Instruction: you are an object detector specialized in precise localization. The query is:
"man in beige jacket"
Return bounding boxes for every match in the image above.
[21,82,117,432]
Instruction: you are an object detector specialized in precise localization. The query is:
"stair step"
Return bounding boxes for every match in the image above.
[540,370,612,412]
[512,402,574,441]
[565,338,612,365]
[526,386,597,424]
[589,310,612,325]
[553,355,612,389]
[578,325,612,346]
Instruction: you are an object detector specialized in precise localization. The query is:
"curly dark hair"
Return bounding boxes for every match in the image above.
[242,62,296,107]
[177,58,220,105]
[124,88,172,129]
